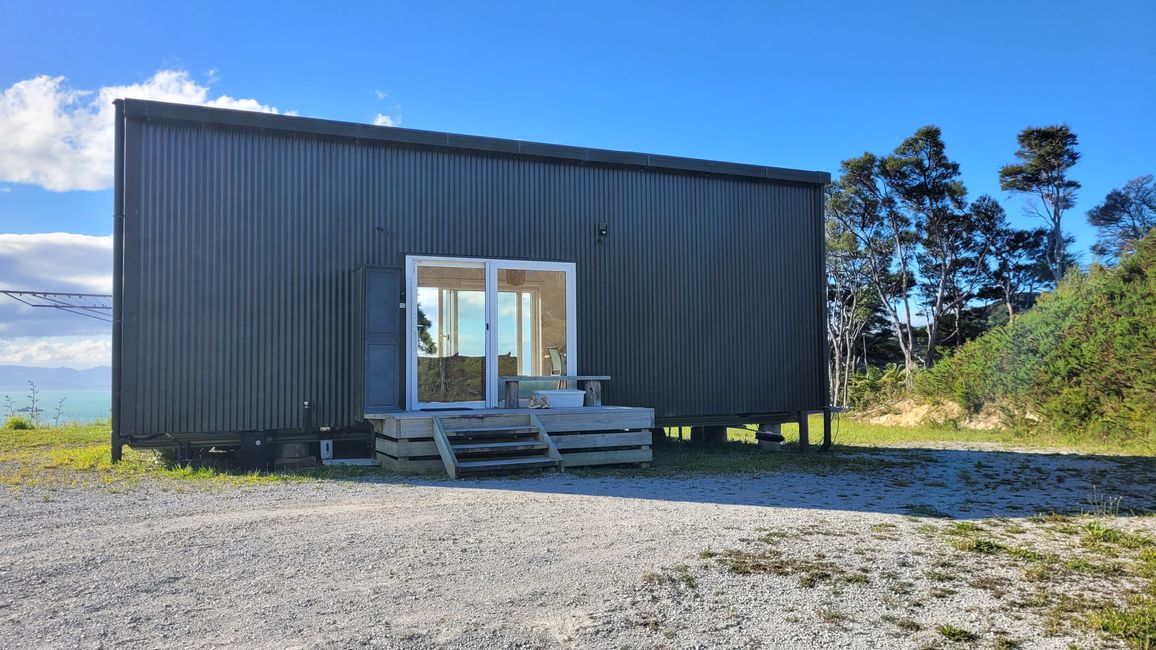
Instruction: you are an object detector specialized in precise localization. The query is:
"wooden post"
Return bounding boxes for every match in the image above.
[690,426,706,445]
[583,380,603,406]
[821,407,832,451]
[798,410,810,452]
[504,380,520,409]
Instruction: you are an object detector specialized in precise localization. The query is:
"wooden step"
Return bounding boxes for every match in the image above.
[451,441,550,454]
[457,457,561,472]
[443,425,539,437]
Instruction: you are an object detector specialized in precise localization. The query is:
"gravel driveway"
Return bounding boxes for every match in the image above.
[1,445,1153,649]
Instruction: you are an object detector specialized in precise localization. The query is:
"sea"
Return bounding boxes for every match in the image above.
[1,387,111,425]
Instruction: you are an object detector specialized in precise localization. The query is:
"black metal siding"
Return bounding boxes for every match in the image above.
[117,103,828,436]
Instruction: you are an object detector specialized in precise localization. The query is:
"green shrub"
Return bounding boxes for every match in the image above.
[847,363,907,409]
[918,231,1156,446]
[3,416,36,430]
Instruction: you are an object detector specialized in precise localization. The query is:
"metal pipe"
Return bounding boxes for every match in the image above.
[111,99,125,463]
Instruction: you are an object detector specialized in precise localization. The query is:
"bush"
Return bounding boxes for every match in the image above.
[3,416,36,430]
[847,364,907,409]
[918,231,1156,445]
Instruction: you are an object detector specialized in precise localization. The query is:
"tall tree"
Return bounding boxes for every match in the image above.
[827,153,921,379]
[943,196,1004,346]
[883,127,995,366]
[999,125,1081,283]
[825,215,879,406]
[1087,174,1156,264]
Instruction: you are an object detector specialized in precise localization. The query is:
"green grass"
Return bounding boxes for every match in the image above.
[0,423,394,488]
[6,412,1149,488]
[1086,598,1156,650]
[936,623,978,642]
[759,414,1155,456]
[621,438,921,478]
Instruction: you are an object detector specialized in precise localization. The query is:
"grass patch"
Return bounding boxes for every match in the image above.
[892,617,922,632]
[936,623,977,642]
[586,433,921,478]
[671,563,697,589]
[953,538,1004,554]
[785,413,1155,456]
[1085,597,1156,650]
[0,423,394,488]
[1082,521,1156,551]
[925,569,957,583]
[943,521,985,536]
[817,606,846,625]
[992,636,1020,650]
[706,546,852,589]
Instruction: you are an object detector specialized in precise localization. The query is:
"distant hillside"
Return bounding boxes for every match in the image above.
[0,365,111,390]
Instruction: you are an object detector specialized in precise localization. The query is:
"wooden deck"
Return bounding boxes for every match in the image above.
[366,406,654,475]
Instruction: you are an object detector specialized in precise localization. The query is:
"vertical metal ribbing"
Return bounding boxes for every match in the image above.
[125,118,828,436]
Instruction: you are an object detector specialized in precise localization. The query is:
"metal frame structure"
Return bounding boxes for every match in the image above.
[1,290,113,322]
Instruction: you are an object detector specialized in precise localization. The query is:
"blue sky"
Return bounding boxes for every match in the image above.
[0,0,1154,367]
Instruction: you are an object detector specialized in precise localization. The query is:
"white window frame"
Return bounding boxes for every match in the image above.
[405,255,577,410]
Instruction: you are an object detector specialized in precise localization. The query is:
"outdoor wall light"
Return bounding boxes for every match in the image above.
[597,222,608,240]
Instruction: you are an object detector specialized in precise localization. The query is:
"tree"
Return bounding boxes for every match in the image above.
[825,215,880,406]
[999,125,1081,284]
[941,196,1004,347]
[883,127,994,366]
[827,153,921,380]
[978,202,1052,323]
[1087,175,1156,264]
[416,307,437,354]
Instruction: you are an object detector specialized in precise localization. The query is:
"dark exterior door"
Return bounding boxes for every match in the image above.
[363,267,402,412]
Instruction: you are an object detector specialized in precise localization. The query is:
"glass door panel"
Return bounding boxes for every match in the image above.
[496,267,571,404]
[415,262,487,406]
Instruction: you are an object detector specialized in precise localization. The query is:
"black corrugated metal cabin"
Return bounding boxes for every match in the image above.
[111,99,830,470]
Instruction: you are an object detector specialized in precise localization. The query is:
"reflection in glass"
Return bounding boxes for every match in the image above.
[416,264,487,403]
[496,268,569,401]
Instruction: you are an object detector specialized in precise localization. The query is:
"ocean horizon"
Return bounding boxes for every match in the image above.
[1,387,111,425]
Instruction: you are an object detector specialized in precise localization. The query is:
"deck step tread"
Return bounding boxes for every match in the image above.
[457,457,560,471]
[452,441,550,453]
[444,425,538,435]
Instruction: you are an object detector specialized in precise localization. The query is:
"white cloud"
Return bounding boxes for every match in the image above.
[0,233,112,368]
[373,113,396,127]
[0,232,112,294]
[0,335,110,369]
[0,69,284,192]
[374,90,388,100]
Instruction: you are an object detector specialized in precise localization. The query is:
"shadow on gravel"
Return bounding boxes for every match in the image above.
[363,441,1156,521]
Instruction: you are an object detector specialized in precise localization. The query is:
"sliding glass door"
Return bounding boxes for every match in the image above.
[494,264,573,404]
[412,260,488,408]
[407,257,575,410]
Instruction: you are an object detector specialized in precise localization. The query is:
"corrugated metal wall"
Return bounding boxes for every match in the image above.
[118,115,827,436]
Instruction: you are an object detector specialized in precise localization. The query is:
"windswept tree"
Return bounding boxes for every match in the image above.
[1087,174,1156,264]
[999,125,1081,283]
[940,196,1004,346]
[883,127,995,366]
[827,153,920,379]
[825,216,879,406]
[977,202,1052,322]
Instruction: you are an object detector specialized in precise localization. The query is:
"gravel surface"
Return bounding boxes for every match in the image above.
[1,444,1153,649]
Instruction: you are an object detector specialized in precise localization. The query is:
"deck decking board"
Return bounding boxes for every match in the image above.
[367,406,654,474]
